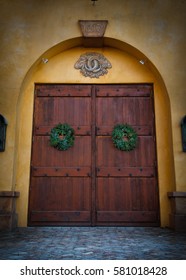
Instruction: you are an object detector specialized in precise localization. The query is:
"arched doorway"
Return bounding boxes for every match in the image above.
[15,37,175,227]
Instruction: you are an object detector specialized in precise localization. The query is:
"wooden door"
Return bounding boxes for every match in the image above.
[29,85,92,225]
[95,85,159,226]
[28,84,159,226]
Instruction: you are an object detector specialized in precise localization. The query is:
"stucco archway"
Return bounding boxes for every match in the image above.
[15,37,175,227]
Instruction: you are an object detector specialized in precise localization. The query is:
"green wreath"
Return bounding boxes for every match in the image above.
[111,124,138,151]
[49,123,75,151]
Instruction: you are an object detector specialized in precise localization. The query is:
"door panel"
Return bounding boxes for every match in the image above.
[96,97,153,126]
[29,177,91,224]
[32,136,91,167]
[29,85,92,226]
[96,136,155,167]
[96,178,158,223]
[95,85,158,226]
[34,97,91,127]
[28,84,159,226]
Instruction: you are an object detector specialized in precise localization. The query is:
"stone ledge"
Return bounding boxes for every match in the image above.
[168,192,186,197]
[0,191,20,197]
[167,191,186,215]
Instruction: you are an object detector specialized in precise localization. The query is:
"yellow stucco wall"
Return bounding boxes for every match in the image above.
[0,0,185,227]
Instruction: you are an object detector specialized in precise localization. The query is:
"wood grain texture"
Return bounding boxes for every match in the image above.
[29,84,159,226]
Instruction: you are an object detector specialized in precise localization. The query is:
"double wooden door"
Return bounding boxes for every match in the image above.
[28,84,159,226]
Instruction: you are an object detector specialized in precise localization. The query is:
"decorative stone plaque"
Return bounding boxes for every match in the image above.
[74,52,112,78]
[79,20,108,47]
[79,20,108,37]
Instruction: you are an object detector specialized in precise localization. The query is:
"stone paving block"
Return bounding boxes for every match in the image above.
[0,227,186,260]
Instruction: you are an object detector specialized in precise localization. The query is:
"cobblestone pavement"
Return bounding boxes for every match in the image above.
[0,227,186,260]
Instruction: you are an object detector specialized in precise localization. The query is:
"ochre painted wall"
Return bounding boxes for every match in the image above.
[0,0,185,227]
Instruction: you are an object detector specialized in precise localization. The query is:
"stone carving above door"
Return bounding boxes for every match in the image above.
[79,20,108,38]
[74,52,112,78]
